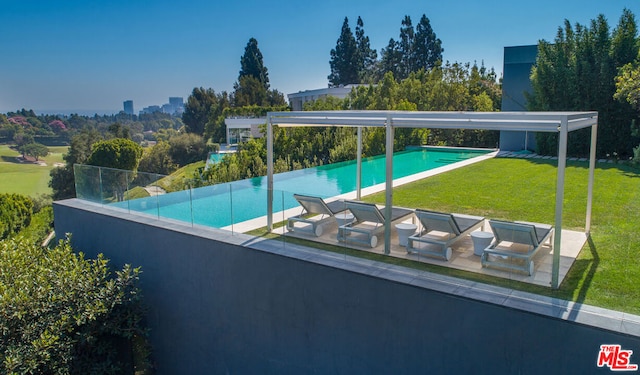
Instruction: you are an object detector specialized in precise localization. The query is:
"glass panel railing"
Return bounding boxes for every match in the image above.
[190,182,232,230]
[74,164,103,204]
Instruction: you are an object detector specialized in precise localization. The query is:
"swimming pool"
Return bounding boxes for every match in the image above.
[116,147,490,228]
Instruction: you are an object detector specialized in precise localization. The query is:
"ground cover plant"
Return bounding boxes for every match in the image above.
[256,157,640,315]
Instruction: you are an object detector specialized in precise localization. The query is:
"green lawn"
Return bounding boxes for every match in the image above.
[257,157,640,315]
[0,144,69,197]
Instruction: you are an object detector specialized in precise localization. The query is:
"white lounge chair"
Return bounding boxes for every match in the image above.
[481,220,554,276]
[407,209,485,261]
[286,194,348,236]
[337,201,413,248]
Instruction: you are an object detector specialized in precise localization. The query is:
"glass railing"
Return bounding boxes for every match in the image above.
[72,163,554,286]
[73,164,295,236]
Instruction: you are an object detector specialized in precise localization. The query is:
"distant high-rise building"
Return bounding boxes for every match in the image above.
[168,97,184,115]
[169,97,183,107]
[123,100,134,115]
[140,105,161,115]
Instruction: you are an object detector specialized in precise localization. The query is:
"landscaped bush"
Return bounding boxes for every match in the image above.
[0,193,33,240]
[0,237,151,374]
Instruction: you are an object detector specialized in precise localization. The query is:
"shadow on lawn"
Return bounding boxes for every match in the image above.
[564,234,599,320]
[1,155,21,163]
[519,155,640,175]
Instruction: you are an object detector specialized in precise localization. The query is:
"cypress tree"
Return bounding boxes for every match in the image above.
[328,17,359,87]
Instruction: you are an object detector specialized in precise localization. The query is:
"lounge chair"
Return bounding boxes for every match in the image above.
[407,209,485,261]
[337,201,413,248]
[286,194,348,236]
[480,220,554,276]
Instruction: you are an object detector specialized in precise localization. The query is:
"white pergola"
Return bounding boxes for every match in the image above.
[265,111,598,289]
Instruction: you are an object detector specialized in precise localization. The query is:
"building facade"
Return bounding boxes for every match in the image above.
[500,45,538,151]
[123,100,134,115]
[287,85,359,111]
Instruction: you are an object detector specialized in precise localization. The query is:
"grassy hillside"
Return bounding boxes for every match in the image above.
[155,161,206,192]
[0,144,68,197]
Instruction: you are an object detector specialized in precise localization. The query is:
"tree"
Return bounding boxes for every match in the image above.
[182,87,219,135]
[380,14,444,80]
[20,142,49,161]
[137,140,177,175]
[239,37,270,91]
[355,16,377,82]
[168,133,208,166]
[232,38,285,108]
[108,122,131,139]
[0,237,148,374]
[398,15,415,79]
[50,128,103,201]
[379,39,403,81]
[615,62,640,110]
[529,9,639,157]
[87,138,143,172]
[328,17,360,87]
[87,138,144,201]
[413,14,443,71]
[233,75,268,107]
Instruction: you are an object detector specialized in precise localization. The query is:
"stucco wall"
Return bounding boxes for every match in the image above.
[54,199,640,374]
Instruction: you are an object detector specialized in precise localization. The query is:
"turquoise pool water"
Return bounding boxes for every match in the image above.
[117,147,490,228]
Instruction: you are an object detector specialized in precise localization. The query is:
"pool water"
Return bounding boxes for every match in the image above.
[117,147,489,228]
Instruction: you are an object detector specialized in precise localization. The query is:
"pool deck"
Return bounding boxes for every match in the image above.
[282,217,585,288]
[226,149,587,288]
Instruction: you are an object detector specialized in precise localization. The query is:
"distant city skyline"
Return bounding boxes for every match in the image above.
[1,0,639,114]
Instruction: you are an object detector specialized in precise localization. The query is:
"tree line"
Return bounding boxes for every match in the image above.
[200,62,501,185]
[328,14,444,86]
[529,8,640,159]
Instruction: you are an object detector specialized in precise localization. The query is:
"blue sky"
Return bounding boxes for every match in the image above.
[1,0,639,114]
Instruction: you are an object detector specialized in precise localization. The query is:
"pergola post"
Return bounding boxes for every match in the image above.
[267,114,273,232]
[552,118,569,289]
[384,115,394,255]
[586,122,598,234]
[357,126,362,200]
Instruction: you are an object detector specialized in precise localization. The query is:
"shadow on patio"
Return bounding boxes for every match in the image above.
[278,214,587,288]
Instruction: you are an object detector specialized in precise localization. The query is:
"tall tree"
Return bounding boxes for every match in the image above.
[233,38,284,107]
[328,17,359,87]
[355,16,377,82]
[529,10,639,157]
[398,15,415,79]
[413,14,443,71]
[239,37,270,91]
[380,14,444,80]
[379,39,402,80]
[182,87,219,135]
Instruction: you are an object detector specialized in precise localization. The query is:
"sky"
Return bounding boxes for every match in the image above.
[1,0,639,115]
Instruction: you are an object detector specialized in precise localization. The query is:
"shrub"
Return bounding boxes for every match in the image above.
[0,237,150,374]
[0,193,33,240]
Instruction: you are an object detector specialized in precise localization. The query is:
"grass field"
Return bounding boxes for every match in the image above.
[0,144,68,197]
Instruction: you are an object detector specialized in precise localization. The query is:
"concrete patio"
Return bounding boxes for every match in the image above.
[280,215,587,288]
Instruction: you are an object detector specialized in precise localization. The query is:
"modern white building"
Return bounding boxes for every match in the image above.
[287,85,360,111]
[225,117,266,145]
